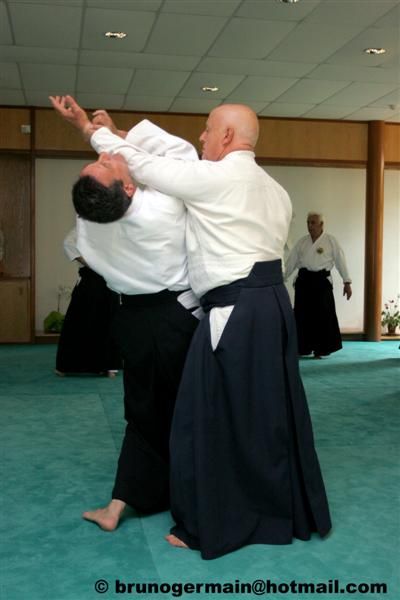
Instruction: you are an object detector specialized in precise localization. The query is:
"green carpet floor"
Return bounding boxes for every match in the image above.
[0,342,399,600]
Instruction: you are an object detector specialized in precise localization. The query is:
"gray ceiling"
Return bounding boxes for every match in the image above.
[1,0,399,121]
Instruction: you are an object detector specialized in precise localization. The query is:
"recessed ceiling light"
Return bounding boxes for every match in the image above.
[277,0,301,4]
[201,86,219,93]
[104,31,127,39]
[364,47,386,55]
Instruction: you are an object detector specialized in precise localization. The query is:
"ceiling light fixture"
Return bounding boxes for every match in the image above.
[277,0,301,4]
[104,31,127,39]
[364,47,386,55]
[201,86,219,92]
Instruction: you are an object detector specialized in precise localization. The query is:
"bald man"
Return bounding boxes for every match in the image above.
[52,97,331,560]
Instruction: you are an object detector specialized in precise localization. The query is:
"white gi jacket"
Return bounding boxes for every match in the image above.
[76,121,199,308]
[90,126,292,348]
[285,232,352,284]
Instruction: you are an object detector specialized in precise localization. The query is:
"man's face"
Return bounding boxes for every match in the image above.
[199,110,225,161]
[307,215,323,238]
[81,153,131,187]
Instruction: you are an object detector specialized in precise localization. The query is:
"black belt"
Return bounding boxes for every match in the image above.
[200,260,283,313]
[297,268,330,281]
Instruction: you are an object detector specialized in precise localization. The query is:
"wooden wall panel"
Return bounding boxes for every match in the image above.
[0,279,31,342]
[384,123,400,165]
[255,118,368,163]
[34,108,372,164]
[0,156,31,277]
[0,108,31,150]
[35,109,205,153]
[35,110,92,152]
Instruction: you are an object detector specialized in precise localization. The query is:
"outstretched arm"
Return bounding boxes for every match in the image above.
[49,95,98,140]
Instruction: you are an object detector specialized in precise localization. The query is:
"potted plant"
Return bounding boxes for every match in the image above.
[43,285,72,334]
[381,296,400,335]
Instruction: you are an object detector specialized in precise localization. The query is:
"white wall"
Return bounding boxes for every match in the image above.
[266,166,366,332]
[35,158,87,331]
[35,159,399,334]
[383,170,400,313]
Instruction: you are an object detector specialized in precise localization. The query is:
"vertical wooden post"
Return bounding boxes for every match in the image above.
[364,121,385,341]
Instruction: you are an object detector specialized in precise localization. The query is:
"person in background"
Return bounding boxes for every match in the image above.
[56,228,120,377]
[285,212,352,359]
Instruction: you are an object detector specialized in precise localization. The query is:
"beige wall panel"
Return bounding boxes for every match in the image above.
[256,119,368,163]
[35,158,86,332]
[0,108,31,150]
[384,124,400,165]
[0,279,31,342]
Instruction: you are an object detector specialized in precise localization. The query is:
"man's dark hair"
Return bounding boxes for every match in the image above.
[72,175,132,223]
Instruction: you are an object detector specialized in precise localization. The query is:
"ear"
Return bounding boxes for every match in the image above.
[223,127,234,146]
[123,182,136,198]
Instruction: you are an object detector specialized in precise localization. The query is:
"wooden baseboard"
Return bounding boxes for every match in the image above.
[35,332,60,344]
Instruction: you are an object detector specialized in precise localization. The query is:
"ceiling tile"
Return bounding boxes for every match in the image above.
[25,90,65,106]
[259,103,316,118]
[123,95,174,112]
[306,64,400,85]
[145,13,227,56]
[9,3,82,48]
[237,0,320,21]
[344,106,398,121]
[0,45,78,64]
[226,76,298,102]
[0,89,25,104]
[80,50,198,71]
[197,57,316,78]
[368,89,400,108]
[303,0,398,26]
[87,0,161,9]
[75,93,125,110]
[323,82,399,106]
[9,0,82,4]
[169,97,221,114]
[0,2,13,45]
[0,63,21,88]
[276,79,351,104]
[77,65,133,94]
[267,22,366,63]
[373,3,400,28]
[326,26,400,67]
[82,8,155,52]
[209,18,296,59]
[302,105,361,119]
[178,72,244,99]
[128,70,190,97]
[387,113,400,122]
[163,0,241,17]
[20,64,76,91]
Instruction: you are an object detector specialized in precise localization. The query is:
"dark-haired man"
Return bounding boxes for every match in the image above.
[50,96,200,531]
[51,96,331,560]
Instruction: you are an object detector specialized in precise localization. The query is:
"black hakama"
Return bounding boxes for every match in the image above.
[111,290,198,512]
[294,268,342,356]
[56,266,121,374]
[169,261,331,559]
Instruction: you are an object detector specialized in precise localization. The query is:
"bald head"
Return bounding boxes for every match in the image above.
[199,103,259,161]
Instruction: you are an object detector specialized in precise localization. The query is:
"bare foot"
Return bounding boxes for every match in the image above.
[82,499,126,531]
[165,534,189,548]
